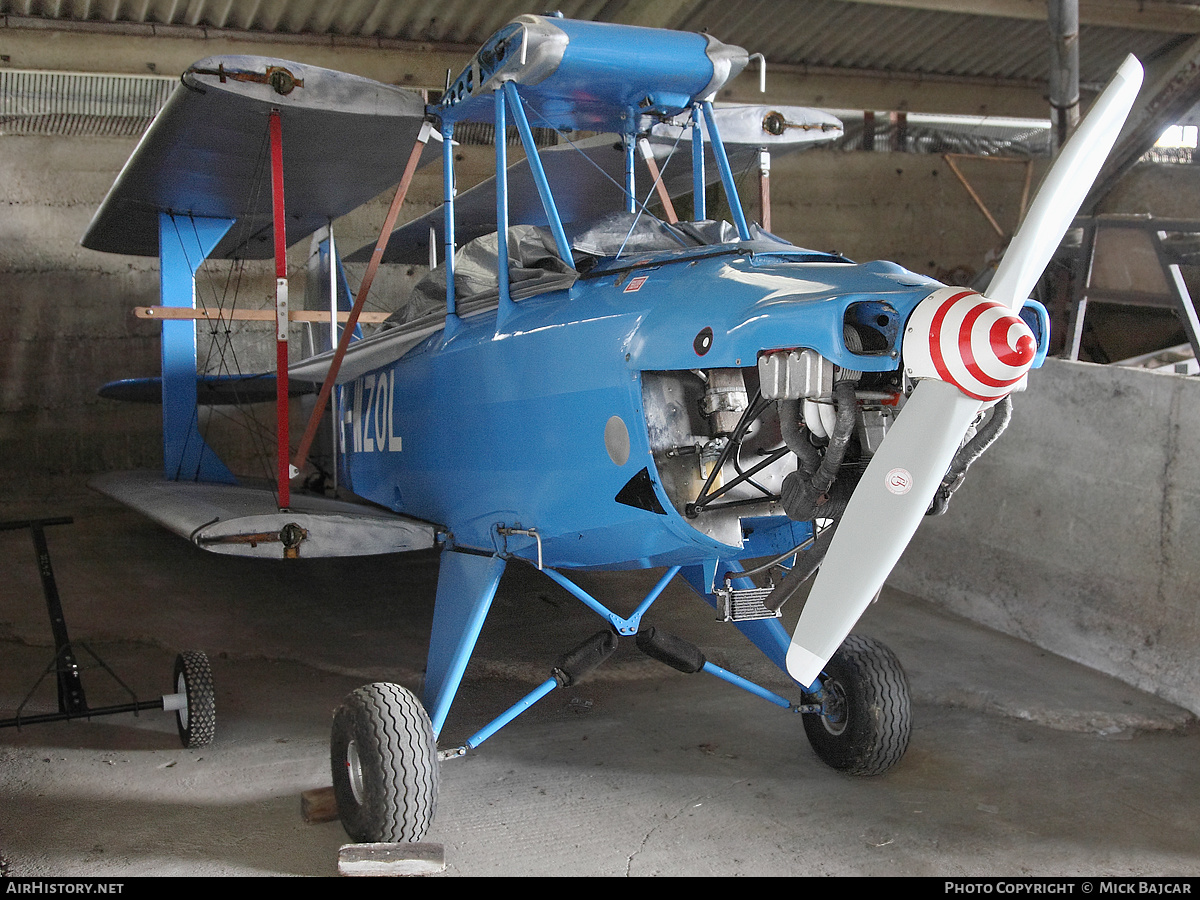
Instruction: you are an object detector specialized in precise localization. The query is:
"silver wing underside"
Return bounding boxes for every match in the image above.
[81,55,430,260]
[91,471,435,559]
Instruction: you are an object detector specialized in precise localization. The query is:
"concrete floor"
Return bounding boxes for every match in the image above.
[1,480,1198,877]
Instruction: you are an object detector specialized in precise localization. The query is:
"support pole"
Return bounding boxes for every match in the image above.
[290,122,431,476]
[758,147,771,233]
[465,678,558,749]
[269,109,292,510]
[624,131,636,214]
[638,137,678,223]
[495,87,512,317]
[692,104,706,220]
[701,101,751,240]
[1048,0,1081,151]
[503,82,572,262]
[1153,229,1200,363]
[443,119,458,323]
[327,224,340,494]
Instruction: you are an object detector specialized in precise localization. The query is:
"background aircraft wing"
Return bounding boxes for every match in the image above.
[81,55,431,261]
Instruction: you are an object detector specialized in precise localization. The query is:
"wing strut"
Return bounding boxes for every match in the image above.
[269,109,292,510]
[290,121,433,479]
[637,137,679,223]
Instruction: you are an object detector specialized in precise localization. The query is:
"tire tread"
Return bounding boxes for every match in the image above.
[802,634,911,776]
[175,650,216,749]
[331,682,438,843]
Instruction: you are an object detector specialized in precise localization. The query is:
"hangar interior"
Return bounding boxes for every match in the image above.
[2,0,1200,877]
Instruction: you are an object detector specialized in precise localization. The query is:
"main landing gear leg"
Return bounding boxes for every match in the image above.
[329,549,505,843]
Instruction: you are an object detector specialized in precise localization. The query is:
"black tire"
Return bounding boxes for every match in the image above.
[173,650,216,749]
[801,634,910,776]
[331,682,439,843]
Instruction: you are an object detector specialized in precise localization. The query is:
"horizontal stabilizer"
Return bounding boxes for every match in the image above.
[82,56,430,260]
[350,106,842,265]
[91,471,436,559]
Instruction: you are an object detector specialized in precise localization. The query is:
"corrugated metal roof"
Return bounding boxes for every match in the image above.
[0,0,1192,89]
[668,1,1181,88]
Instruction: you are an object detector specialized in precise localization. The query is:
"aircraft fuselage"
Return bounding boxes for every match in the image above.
[341,242,941,571]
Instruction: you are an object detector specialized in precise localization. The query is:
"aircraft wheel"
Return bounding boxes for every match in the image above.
[330,682,439,843]
[173,650,216,749]
[801,634,910,775]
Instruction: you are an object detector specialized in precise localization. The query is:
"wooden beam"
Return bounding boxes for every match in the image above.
[337,842,446,877]
[134,307,392,323]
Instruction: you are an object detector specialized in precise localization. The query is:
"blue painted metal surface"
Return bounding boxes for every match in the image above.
[540,565,681,635]
[701,661,793,709]
[158,212,236,484]
[436,16,744,133]
[466,677,557,749]
[424,551,507,736]
[340,251,935,574]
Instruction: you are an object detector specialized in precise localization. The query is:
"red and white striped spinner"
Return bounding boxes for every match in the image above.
[902,287,1038,402]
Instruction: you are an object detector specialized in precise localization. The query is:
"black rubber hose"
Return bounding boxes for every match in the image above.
[781,381,857,521]
[762,523,838,613]
[949,394,1012,482]
[927,395,1012,516]
[777,398,821,477]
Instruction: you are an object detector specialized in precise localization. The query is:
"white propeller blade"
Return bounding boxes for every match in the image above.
[785,54,1144,689]
[987,54,1143,312]
[785,381,982,686]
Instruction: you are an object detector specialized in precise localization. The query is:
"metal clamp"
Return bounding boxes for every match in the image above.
[496,525,543,569]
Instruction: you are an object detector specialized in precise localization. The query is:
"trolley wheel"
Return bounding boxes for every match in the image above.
[173,650,216,749]
[331,682,439,843]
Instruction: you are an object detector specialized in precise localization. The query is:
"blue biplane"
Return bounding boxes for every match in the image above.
[84,14,1142,842]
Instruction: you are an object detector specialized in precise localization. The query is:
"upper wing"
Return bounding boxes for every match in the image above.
[81,55,430,260]
[351,105,843,265]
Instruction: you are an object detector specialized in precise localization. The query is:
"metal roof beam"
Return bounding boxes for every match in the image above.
[1085,30,1200,209]
[842,0,1200,33]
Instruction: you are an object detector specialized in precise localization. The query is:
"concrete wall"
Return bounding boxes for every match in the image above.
[892,358,1200,715]
[770,149,1042,284]
[0,134,161,479]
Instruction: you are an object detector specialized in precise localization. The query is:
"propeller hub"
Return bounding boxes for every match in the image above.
[903,288,1037,402]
